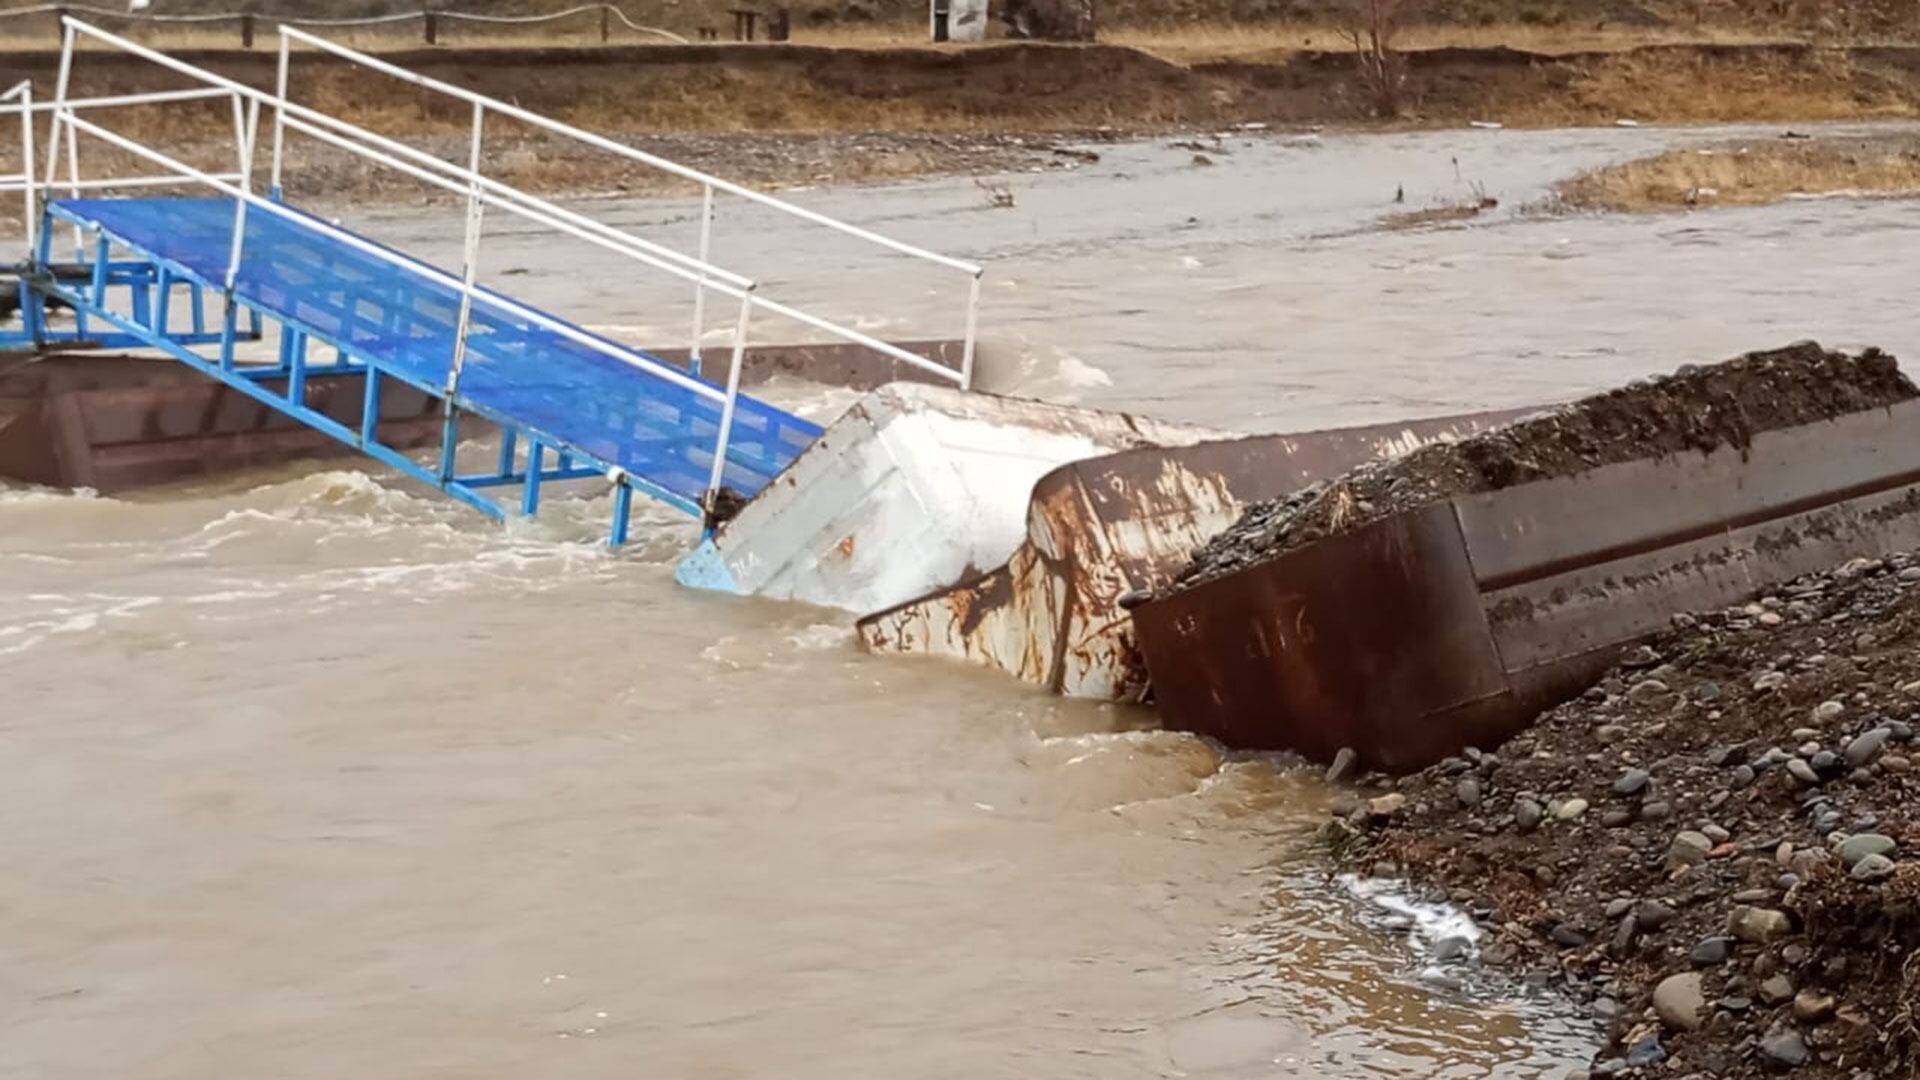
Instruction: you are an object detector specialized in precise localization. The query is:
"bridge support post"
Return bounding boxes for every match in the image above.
[437,402,460,483]
[360,366,382,447]
[497,429,519,480]
[611,480,633,547]
[523,441,544,515]
[286,328,309,405]
[153,267,171,335]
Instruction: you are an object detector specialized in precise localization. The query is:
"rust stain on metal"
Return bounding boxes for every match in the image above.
[1134,399,1920,773]
[0,354,447,493]
[859,407,1534,701]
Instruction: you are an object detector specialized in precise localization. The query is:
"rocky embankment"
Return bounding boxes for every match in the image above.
[1327,551,1920,1078]
[1173,343,1915,590]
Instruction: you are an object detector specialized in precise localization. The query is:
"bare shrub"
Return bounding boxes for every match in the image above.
[1340,0,1421,118]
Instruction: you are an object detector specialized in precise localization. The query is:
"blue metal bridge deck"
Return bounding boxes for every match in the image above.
[33,195,823,535]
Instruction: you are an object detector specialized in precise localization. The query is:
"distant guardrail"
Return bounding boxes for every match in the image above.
[0,3,691,46]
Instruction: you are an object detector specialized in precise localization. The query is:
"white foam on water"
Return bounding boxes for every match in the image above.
[1023,727,1229,811]
[969,337,1114,401]
[0,594,161,657]
[785,623,853,652]
[0,484,99,505]
[1338,873,1483,948]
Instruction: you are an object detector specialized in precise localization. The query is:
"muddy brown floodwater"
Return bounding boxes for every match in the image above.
[16,118,1920,1079]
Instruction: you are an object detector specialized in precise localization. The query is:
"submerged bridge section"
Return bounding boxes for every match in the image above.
[0,19,982,543]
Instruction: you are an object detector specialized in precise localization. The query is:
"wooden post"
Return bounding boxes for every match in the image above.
[240,12,255,50]
[424,10,439,45]
[600,4,612,42]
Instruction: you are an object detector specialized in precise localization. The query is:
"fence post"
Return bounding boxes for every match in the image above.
[424,9,439,46]
[241,12,255,50]
[600,4,612,42]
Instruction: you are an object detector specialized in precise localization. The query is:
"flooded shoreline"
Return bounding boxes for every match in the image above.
[14,120,1920,1077]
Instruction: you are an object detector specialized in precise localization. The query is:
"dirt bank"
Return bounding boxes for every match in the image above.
[1559,132,1920,212]
[1,41,1919,206]
[1173,343,1915,590]
[6,39,1920,139]
[13,0,1920,43]
[1329,541,1920,1077]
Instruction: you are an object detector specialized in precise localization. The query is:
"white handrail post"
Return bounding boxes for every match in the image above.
[270,28,291,199]
[229,88,246,175]
[960,269,982,391]
[224,92,259,290]
[446,98,487,398]
[704,286,755,523]
[45,19,78,261]
[62,110,81,260]
[42,24,73,198]
[17,83,34,258]
[687,181,713,372]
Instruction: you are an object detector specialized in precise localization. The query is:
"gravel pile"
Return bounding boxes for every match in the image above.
[1173,343,1914,591]
[1327,549,1920,1078]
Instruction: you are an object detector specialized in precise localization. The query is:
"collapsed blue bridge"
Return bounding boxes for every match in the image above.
[2,18,981,546]
[20,195,822,542]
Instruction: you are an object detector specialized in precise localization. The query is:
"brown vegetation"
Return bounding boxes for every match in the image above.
[1559,134,1920,212]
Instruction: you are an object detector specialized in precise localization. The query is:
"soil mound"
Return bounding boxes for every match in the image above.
[1330,547,1920,1078]
[1173,342,1915,590]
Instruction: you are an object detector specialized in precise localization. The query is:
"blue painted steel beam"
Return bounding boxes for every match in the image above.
[40,200,723,533]
[37,276,509,521]
[456,465,602,489]
[522,440,544,516]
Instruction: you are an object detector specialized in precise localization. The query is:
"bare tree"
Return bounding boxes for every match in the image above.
[1339,0,1418,118]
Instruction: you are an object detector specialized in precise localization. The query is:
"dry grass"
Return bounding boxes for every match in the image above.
[783,19,1812,60]
[0,8,675,52]
[1100,19,1807,62]
[1558,134,1920,211]
[1496,46,1920,125]
[0,17,1833,59]
[1379,194,1498,228]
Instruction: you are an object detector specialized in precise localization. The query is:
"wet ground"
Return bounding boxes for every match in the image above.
[15,119,1920,1079]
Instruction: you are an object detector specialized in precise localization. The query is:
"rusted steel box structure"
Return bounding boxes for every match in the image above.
[0,354,445,492]
[1133,401,1920,773]
[858,408,1531,700]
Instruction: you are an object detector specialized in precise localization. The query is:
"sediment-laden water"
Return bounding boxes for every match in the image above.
[15,119,1916,1078]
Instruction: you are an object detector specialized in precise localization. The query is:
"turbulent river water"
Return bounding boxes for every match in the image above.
[11,120,1918,1079]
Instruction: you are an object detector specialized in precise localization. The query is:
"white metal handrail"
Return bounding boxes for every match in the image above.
[276,24,984,386]
[1,81,32,253]
[3,84,250,255]
[39,17,978,390]
[40,18,771,505]
[32,15,986,511]
[52,106,762,504]
[51,111,729,405]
